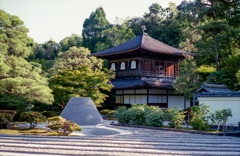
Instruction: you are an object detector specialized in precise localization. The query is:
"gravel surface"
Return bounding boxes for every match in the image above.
[0,125,240,156]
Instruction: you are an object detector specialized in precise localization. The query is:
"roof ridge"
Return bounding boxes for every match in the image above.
[202,83,227,89]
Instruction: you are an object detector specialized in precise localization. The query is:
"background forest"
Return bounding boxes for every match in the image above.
[0,0,240,111]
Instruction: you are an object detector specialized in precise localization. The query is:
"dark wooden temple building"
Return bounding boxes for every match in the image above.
[93,33,196,109]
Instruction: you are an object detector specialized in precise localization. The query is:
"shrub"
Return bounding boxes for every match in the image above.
[13,111,23,122]
[165,107,185,128]
[42,111,59,118]
[0,110,17,129]
[189,104,210,130]
[145,107,165,127]
[20,112,47,129]
[209,108,232,135]
[100,109,116,118]
[127,104,146,125]
[47,116,82,136]
[115,106,130,124]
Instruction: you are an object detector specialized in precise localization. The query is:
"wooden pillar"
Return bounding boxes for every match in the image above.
[164,61,167,77]
[138,58,141,75]
[114,90,116,109]
[152,59,154,76]
[167,89,169,108]
[147,88,149,105]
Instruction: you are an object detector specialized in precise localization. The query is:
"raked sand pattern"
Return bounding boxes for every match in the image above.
[0,125,240,156]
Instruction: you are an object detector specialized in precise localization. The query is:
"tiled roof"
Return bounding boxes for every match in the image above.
[196,83,231,93]
[111,79,147,89]
[196,83,240,97]
[93,33,196,57]
[197,91,240,97]
[111,78,174,89]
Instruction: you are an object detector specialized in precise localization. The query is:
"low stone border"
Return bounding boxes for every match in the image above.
[110,123,240,136]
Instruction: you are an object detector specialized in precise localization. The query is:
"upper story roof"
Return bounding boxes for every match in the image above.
[93,33,197,57]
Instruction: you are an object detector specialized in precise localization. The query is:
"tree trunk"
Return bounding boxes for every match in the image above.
[213,37,220,71]
[223,123,226,136]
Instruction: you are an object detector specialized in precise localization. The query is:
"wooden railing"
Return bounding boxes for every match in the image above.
[116,69,178,78]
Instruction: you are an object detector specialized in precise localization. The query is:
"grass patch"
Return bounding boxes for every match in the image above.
[105,118,117,120]
[0,124,58,136]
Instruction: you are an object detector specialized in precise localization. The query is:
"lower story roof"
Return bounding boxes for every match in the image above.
[111,78,174,90]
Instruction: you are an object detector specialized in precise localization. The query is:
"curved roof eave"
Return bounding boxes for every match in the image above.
[92,33,197,57]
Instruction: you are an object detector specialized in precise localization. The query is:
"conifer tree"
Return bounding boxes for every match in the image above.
[82,7,110,52]
[0,10,54,109]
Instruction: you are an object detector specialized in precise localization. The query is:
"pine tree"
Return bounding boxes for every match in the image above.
[82,7,110,52]
[0,10,54,109]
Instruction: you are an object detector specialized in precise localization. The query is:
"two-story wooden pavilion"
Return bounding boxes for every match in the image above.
[93,33,196,109]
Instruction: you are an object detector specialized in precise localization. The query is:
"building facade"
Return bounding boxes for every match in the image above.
[93,33,196,109]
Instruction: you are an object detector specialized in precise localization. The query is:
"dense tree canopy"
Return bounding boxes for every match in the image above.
[50,46,103,75]
[173,59,202,100]
[49,47,114,109]
[0,10,54,110]
[49,66,114,108]
[82,7,110,52]
[60,34,82,52]
[95,24,136,52]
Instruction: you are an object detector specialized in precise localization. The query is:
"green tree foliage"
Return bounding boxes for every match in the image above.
[0,110,17,129]
[0,10,33,58]
[82,7,110,52]
[126,17,144,36]
[190,104,210,131]
[20,112,47,129]
[126,3,189,48]
[192,0,240,71]
[0,10,54,108]
[49,66,114,109]
[50,46,103,75]
[173,59,201,100]
[60,34,82,52]
[209,108,232,135]
[49,46,114,109]
[197,65,216,82]
[30,40,61,60]
[164,106,185,128]
[145,3,185,47]
[207,70,237,89]
[29,40,61,72]
[95,25,135,52]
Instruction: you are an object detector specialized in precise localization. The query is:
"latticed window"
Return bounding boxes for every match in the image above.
[131,60,136,69]
[120,62,125,70]
[111,63,116,71]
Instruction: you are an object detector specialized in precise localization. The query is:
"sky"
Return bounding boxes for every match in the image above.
[0,0,184,44]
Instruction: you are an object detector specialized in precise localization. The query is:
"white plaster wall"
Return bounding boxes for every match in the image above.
[168,96,185,110]
[198,97,240,126]
[186,100,190,108]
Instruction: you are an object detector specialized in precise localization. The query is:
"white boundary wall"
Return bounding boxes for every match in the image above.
[168,96,190,110]
[198,97,240,126]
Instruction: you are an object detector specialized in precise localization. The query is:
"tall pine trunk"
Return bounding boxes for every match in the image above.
[213,37,220,71]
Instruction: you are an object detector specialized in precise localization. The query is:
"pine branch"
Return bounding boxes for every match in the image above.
[0,86,22,95]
